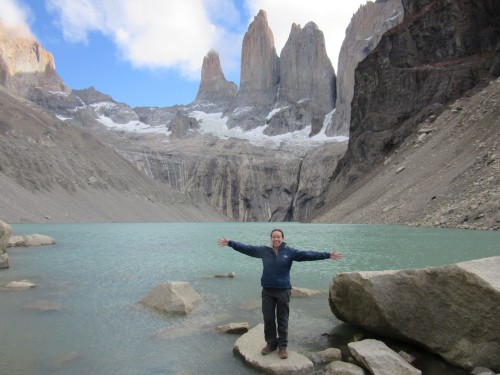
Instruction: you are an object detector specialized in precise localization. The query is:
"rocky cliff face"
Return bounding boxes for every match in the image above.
[114,134,346,222]
[326,0,404,136]
[0,23,68,96]
[192,50,237,112]
[314,0,500,230]
[225,10,280,130]
[265,22,336,137]
[341,0,499,177]
[224,11,337,137]
[278,22,335,114]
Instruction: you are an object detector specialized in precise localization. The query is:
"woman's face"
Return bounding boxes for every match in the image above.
[271,230,284,249]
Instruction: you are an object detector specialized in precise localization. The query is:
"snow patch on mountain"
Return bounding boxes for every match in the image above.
[93,109,347,150]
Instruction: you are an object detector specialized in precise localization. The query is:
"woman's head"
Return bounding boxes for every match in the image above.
[270,229,284,249]
[270,229,284,239]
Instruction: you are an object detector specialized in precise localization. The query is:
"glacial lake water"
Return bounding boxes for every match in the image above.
[1,222,499,375]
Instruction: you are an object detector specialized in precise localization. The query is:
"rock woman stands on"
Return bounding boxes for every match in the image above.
[217,229,342,359]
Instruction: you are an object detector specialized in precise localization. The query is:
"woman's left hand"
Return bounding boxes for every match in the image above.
[330,251,342,260]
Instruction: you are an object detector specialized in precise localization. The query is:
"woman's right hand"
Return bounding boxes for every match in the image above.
[217,237,229,247]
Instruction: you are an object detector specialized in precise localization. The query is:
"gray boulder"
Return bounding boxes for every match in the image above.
[140,281,202,315]
[304,347,341,365]
[329,256,500,370]
[6,280,36,289]
[348,339,421,375]
[0,219,11,269]
[324,361,368,375]
[291,287,324,298]
[233,324,313,374]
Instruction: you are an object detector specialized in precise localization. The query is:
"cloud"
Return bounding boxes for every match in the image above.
[5,0,368,83]
[0,0,34,37]
[45,0,243,79]
[244,0,367,70]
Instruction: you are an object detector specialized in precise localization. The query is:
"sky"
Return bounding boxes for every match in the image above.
[2,0,369,108]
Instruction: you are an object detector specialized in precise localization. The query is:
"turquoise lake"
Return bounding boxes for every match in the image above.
[1,223,499,375]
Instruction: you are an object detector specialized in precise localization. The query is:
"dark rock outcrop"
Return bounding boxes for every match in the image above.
[167,112,200,138]
[192,50,237,112]
[326,0,404,136]
[329,256,500,371]
[324,0,500,200]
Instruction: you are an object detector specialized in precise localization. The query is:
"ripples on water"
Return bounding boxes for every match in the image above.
[1,223,498,375]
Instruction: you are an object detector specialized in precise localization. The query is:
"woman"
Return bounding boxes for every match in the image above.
[217,228,342,359]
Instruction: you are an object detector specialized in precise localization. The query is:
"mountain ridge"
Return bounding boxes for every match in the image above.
[0,3,498,230]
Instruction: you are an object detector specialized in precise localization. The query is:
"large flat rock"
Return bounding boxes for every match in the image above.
[329,256,500,371]
[233,324,314,375]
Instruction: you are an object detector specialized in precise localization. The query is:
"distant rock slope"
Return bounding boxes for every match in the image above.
[326,0,404,136]
[114,135,347,222]
[0,87,225,223]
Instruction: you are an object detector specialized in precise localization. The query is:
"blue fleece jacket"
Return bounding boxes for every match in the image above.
[227,240,331,289]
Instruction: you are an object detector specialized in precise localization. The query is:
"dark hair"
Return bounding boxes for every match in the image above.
[270,228,284,238]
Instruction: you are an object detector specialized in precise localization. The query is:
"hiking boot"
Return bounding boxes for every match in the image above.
[261,345,277,355]
[279,348,288,359]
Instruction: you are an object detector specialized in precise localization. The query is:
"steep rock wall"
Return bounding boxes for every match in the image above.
[266,21,336,137]
[329,0,500,193]
[0,23,68,96]
[326,0,404,136]
[226,10,279,130]
[192,50,238,113]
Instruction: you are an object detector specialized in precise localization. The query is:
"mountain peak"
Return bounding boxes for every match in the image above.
[192,49,237,112]
[0,21,68,96]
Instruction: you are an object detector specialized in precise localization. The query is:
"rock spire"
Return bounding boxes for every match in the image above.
[0,21,69,96]
[193,49,237,112]
[278,21,335,115]
[226,10,280,129]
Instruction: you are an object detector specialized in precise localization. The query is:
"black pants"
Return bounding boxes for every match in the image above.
[261,288,291,349]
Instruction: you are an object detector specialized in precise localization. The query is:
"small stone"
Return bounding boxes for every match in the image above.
[214,272,236,278]
[6,280,36,289]
[291,287,323,298]
[216,322,249,334]
[25,300,61,312]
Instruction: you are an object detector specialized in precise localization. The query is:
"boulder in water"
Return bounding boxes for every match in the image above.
[140,281,202,315]
[233,324,314,374]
